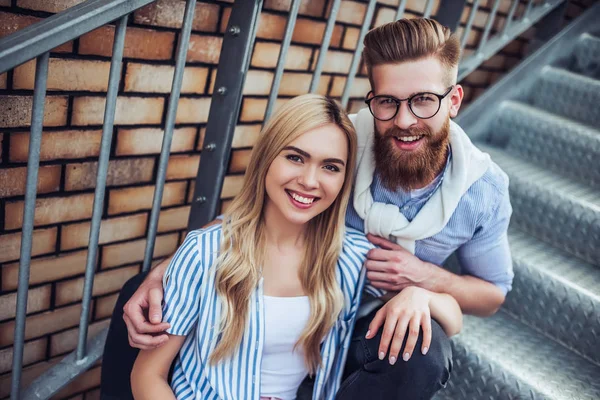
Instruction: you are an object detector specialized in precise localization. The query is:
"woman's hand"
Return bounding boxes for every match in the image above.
[366,286,432,365]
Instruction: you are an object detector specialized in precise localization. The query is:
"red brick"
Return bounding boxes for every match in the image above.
[279,72,330,96]
[221,174,245,198]
[116,127,197,156]
[65,158,155,191]
[13,58,110,91]
[2,250,89,290]
[134,0,220,32]
[229,149,252,173]
[251,42,313,70]
[197,127,206,150]
[329,76,371,98]
[95,293,119,319]
[56,265,139,305]
[243,70,274,95]
[0,12,72,52]
[50,320,109,357]
[239,98,286,122]
[187,34,223,64]
[312,50,353,74]
[5,193,95,230]
[158,206,190,233]
[463,70,492,86]
[220,199,233,214]
[0,338,46,374]
[71,96,164,126]
[0,95,68,128]
[0,165,61,198]
[124,63,208,94]
[293,18,343,46]
[16,0,85,13]
[347,99,365,114]
[85,388,101,400]
[10,129,102,162]
[0,72,6,89]
[166,154,201,180]
[343,27,360,50]
[0,228,57,263]
[79,25,175,60]
[0,285,51,320]
[108,181,187,215]
[264,0,325,17]
[232,124,261,148]
[61,213,148,251]
[101,233,179,269]
[0,303,83,347]
[0,0,10,6]
[55,366,101,400]
[335,1,366,25]
[0,133,3,162]
[175,97,211,124]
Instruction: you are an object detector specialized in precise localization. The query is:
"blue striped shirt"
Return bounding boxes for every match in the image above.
[345,150,514,295]
[162,224,382,400]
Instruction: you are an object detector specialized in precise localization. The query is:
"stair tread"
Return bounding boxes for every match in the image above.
[508,227,600,294]
[451,311,600,399]
[477,142,600,210]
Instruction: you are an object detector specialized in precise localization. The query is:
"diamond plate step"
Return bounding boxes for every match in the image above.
[572,33,600,79]
[488,101,600,189]
[476,142,600,266]
[434,312,600,400]
[503,227,600,365]
[531,66,600,128]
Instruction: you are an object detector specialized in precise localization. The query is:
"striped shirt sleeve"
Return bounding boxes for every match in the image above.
[163,230,205,336]
[345,228,387,298]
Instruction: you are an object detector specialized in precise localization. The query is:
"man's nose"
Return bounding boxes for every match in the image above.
[393,101,418,130]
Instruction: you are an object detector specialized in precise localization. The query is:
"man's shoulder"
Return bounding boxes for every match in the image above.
[185,223,223,252]
[469,159,510,197]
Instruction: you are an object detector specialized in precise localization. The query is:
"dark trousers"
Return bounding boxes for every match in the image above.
[100,274,452,400]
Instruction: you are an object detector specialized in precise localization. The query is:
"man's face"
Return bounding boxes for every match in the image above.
[369,57,463,190]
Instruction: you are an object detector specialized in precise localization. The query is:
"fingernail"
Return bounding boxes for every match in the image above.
[152,314,160,321]
[365,330,371,338]
[422,347,429,355]
[378,351,385,360]
[389,356,397,365]
[403,352,411,361]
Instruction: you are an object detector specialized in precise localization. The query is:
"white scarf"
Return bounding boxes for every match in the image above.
[350,108,491,254]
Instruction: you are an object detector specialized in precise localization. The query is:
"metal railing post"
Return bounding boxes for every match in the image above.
[461,0,481,51]
[188,0,263,229]
[478,0,502,52]
[423,0,435,19]
[341,0,377,109]
[76,14,128,361]
[395,0,408,20]
[435,0,468,32]
[264,0,302,122]
[309,0,342,93]
[142,0,197,273]
[10,51,50,400]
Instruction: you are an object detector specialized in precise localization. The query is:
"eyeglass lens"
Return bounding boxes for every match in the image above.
[370,93,441,120]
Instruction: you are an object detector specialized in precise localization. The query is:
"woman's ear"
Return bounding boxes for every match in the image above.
[449,85,464,118]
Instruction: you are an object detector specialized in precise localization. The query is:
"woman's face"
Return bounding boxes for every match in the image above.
[264,123,349,227]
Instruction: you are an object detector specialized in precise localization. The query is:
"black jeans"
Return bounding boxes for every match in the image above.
[100,274,452,400]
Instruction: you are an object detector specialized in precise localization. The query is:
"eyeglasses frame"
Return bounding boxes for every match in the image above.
[364,86,455,121]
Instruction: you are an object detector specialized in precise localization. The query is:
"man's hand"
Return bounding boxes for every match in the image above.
[366,234,438,292]
[123,258,171,350]
[366,286,432,365]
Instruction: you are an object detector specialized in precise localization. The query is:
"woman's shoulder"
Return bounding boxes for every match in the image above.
[339,227,373,269]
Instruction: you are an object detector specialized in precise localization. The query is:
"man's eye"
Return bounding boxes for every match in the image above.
[377,97,395,105]
[323,164,340,172]
[413,95,435,103]
[286,154,302,163]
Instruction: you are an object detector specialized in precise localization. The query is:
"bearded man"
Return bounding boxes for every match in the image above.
[106,18,513,400]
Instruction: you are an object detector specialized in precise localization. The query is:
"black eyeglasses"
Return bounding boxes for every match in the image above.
[364,86,454,121]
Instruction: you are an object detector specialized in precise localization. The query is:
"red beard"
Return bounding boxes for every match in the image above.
[373,118,450,191]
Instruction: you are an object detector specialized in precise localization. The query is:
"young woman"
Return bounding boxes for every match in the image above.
[130,94,462,400]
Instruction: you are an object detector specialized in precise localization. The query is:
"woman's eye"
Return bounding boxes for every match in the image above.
[286,154,302,163]
[324,164,340,172]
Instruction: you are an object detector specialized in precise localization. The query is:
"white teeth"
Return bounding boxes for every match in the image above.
[291,192,314,204]
[396,135,422,142]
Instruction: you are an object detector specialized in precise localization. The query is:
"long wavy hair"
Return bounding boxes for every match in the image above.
[209,94,357,374]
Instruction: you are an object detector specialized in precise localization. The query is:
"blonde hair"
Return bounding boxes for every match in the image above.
[363,18,461,86]
[210,94,357,374]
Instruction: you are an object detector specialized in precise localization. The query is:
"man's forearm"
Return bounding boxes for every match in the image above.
[148,255,173,281]
[422,263,505,317]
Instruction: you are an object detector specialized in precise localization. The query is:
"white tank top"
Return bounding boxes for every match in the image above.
[260,295,311,400]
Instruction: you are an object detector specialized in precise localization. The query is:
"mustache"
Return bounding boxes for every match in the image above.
[383,125,432,138]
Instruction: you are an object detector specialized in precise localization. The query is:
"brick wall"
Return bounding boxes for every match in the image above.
[0,0,594,398]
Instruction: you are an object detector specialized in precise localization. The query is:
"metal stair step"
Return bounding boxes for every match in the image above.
[572,33,600,79]
[488,101,600,189]
[434,311,600,400]
[476,142,600,265]
[503,227,600,365]
[531,66,600,129]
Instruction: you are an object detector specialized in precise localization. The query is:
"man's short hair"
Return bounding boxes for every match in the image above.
[363,18,461,87]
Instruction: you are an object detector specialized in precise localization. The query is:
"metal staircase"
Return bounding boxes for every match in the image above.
[436,3,600,399]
